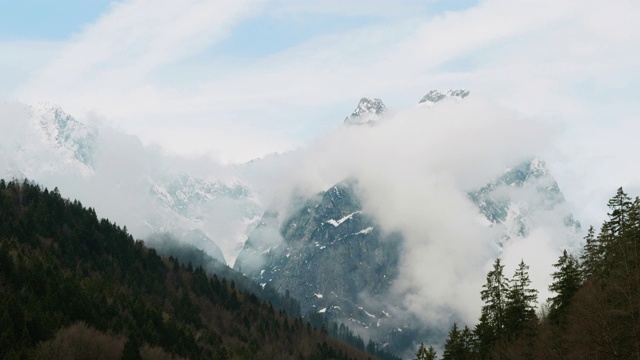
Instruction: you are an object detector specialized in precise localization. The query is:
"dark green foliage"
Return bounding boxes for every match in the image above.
[442,323,463,360]
[147,233,302,317]
[122,334,143,360]
[0,179,372,360]
[477,258,508,354]
[547,250,581,324]
[441,324,476,360]
[415,342,437,360]
[425,186,640,359]
[505,260,538,334]
[308,310,400,360]
[580,225,600,280]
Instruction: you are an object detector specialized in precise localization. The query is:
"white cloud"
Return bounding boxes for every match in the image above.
[0,40,64,97]
[11,0,640,170]
[6,0,640,239]
[245,97,565,327]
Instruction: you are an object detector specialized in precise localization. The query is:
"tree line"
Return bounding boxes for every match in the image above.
[0,179,378,360]
[415,187,640,359]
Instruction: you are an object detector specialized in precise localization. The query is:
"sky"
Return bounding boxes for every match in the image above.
[3,1,640,342]
[2,0,640,227]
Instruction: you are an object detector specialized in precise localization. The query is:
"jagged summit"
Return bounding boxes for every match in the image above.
[29,102,97,167]
[418,89,470,105]
[344,97,386,126]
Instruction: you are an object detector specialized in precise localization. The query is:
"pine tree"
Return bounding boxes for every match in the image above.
[460,325,477,359]
[415,342,437,360]
[479,258,508,341]
[580,225,601,280]
[547,250,581,324]
[122,334,142,360]
[505,260,538,335]
[607,187,632,237]
[426,346,437,360]
[597,189,640,281]
[442,323,463,360]
[625,197,640,270]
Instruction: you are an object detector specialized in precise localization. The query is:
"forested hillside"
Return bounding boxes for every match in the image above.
[418,187,640,359]
[0,179,376,360]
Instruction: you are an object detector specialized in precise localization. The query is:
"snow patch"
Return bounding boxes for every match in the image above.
[327,211,360,227]
[358,306,376,318]
[356,227,373,235]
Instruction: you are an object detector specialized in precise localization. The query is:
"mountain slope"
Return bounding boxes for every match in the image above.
[1,102,262,264]
[344,98,386,126]
[235,180,401,323]
[418,89,469,105]
[469,157,580,244]
[0,179,374,360]
[234,91,582,356]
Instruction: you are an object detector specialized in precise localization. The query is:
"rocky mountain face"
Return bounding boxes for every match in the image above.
[344,97,386,126]
[418,89,469,105]
[469,157,581,244]
[30,102,98,168]
[234,180,401,327]
[234,90,581,355]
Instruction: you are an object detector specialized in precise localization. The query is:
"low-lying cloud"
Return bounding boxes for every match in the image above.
[0,95,586,332]
[0,101,260,264]
[250,96,580,328]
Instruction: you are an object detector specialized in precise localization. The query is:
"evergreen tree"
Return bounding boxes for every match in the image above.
[415,342,437,360]
[442,323,463,360]
[426,346,437,360]
[505,260,538,335]
[606,187,632,237]
[580,225,601,280]
[478,258,508,343]
[547,250,581,324]
[122,334,142,360]
[460,325,477,359]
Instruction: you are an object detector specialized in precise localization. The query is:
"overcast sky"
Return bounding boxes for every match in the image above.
[2,0,640,226]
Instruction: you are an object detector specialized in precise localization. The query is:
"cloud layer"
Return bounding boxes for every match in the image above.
[245,96,578,327]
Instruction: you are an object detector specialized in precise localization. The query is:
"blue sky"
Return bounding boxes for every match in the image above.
[0,0,112,40]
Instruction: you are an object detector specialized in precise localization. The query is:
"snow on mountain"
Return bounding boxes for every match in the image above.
[29,102,97,169]
[469,157,581,245]
[418,89,470,106]
[234,91,582,355]
[234,180,402,343]
[344,97,386,126]
[0,102,262,264]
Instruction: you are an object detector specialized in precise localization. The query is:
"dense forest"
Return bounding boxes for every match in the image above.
[146,232,398,359]
[417,187,640,359]
[0,179,378,360]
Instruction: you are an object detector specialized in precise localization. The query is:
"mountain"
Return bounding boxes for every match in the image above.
[343,89,467,126]
[1,102,262,264]
[235,158,579,354]
[418,89,469,105]
[469,157,580,244]
[30,102,97,169]
[235,179,401,320]
[234,91,581,355]
[344,98,386,126]
[0,179,374,360]
[148,174,262,263]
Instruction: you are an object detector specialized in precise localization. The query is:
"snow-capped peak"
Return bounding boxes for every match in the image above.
[344,97,386,126]
[528,156,548,177]
[418,89,470,105]
[30,102,97,167]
